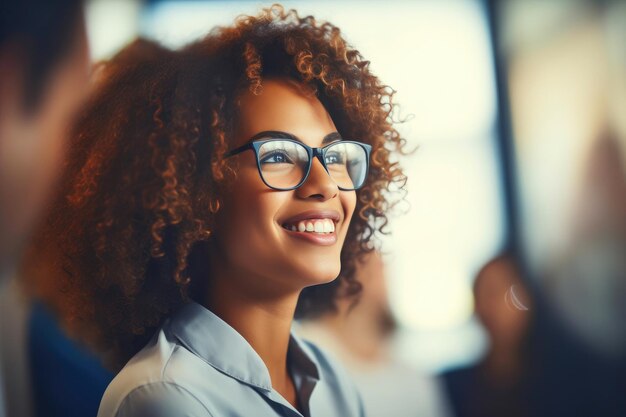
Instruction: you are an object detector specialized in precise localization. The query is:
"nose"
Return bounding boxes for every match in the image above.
[295,156,338,201]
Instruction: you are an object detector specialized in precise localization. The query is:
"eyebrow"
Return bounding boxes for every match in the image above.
[248,130,342,145]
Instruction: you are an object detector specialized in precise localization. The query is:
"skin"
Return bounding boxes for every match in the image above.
[205,79,357,410]
[474,259,532,382]
[0,22,89,275]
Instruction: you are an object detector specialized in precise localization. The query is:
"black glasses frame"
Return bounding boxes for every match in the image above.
[225,138,372,191]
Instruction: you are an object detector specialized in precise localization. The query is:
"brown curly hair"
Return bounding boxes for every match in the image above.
[25,4,407,369]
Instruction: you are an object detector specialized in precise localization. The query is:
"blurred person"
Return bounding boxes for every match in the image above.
[442,254,534,417]
[0,1,89,416]
[536,131,626,417]
[297,251,452,417]
[439,177,626,417]
[495,2,626,414]
[445,148,626,417]
[26,5,407,417]
[0,0,88,273]
[550,131,626,357]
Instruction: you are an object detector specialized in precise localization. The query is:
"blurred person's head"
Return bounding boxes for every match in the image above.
[0,0,89,273]
[474,254,532,350]
[26,6,406,368]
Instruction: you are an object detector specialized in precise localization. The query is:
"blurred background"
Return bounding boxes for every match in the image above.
[1,0,625,416]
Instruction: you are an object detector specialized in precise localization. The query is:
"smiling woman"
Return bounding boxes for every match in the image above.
[25,4,407,417]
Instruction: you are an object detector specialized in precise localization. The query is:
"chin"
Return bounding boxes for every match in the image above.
[299,261,341,286]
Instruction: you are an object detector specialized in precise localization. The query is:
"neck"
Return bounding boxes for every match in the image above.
[204,254,299,396]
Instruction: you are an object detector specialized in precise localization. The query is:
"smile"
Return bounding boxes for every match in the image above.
[280,218,338,246]
[281,218,335,234]
[279,209,341,245]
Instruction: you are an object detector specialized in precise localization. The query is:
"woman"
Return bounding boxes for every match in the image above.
[27,5,406,417]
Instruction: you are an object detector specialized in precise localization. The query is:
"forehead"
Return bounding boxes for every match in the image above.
[234,79,337,147]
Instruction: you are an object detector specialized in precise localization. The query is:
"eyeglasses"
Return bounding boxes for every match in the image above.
[226,137,372,191]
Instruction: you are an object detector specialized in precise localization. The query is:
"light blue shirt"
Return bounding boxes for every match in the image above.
[97,302,366,417]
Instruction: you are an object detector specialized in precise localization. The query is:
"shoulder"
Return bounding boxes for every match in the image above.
[97,329,213,417]
[109,382,212,417]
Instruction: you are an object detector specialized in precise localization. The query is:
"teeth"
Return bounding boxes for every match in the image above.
[285,219,337,234]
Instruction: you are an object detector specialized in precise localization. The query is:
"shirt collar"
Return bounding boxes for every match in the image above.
[168,301,320,391]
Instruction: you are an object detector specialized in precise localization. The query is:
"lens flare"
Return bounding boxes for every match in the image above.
[504,285,529,311]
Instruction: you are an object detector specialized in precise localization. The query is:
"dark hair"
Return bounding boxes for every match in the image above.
[0,0,84,111]
[26,5,407,368]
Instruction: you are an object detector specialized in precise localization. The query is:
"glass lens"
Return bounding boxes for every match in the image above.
[258,140,309,189]
[324,142,368,190]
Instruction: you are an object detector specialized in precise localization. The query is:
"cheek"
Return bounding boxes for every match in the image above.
[216,174,286,266]
[214,175,358,286]
[340,191,357,236]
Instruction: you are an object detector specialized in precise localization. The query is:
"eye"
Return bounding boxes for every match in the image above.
[325,151,345,165]
[260,151,293,164]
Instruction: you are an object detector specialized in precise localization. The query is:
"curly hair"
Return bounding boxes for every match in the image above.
[25,4,407,369]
